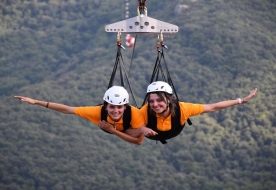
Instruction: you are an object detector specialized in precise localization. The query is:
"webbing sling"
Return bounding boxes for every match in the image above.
[108,43,138,107]
[142,45,179,105]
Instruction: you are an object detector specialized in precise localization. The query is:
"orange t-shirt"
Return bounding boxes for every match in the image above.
[74,105,144,131]
[140,102,204,131]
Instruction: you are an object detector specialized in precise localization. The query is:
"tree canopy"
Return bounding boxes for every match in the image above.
[0,0,275,189]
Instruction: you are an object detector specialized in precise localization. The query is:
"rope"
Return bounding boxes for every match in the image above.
[108,44,138,107]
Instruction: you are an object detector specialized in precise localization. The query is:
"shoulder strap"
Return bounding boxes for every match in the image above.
[122,105,131,131]
[100,105,111,134]
[100,105,107,121]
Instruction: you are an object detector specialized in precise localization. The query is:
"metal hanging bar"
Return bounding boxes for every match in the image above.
[105,1,179,38]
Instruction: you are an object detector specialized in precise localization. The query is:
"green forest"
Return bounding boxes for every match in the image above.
[0,0,275,189]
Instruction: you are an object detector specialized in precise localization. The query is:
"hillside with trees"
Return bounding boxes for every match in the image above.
[0,0,275,189]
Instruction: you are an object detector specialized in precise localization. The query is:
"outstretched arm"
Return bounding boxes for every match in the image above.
[98,121,144,145]
[203,88,257,113]
[14,96,76,114]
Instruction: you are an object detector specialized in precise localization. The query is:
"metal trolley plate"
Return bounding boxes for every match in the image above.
[105,14,179,38]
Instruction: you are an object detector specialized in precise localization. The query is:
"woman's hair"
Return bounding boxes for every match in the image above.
[147,92,178,117]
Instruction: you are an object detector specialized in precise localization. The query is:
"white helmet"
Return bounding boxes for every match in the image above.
[103,86,129,105]
[147,81,173,94]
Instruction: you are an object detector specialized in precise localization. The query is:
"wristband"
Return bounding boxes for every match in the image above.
[237,98,242,104]
[46,102,49,108]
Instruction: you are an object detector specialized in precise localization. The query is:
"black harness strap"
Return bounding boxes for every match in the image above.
[108,43,138,107]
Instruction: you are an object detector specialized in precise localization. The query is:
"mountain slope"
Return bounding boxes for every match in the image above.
[0,0,275,189]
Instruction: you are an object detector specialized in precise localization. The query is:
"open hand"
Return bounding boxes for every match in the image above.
[14,96,36,104]
[243,88,258,103]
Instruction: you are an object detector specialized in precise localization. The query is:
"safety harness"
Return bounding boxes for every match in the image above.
[104,1,190,144]
[108,32,138,107]
[100,33,136,134]
[141,34,192,144]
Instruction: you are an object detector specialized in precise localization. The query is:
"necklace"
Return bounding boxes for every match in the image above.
[113,121,116,129]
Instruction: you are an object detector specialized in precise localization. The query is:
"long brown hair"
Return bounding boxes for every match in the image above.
[147,92,178,117]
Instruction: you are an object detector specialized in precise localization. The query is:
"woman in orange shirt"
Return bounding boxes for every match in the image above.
[14,86,157,145]
[129,81,258,144]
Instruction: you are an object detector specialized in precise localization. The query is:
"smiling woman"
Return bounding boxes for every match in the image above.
[102,86,128,123]
[14,86,158,145]
[126,81,258,144]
